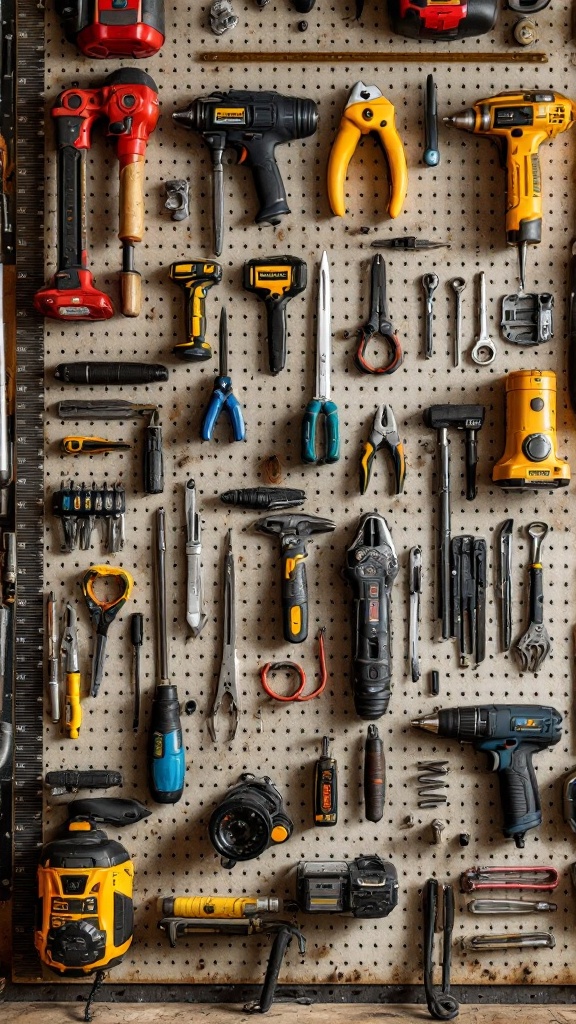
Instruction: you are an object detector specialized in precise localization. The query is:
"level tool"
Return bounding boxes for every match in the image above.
[10,0,45,980]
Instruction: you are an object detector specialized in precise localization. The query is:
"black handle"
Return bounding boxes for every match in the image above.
[131,612,144,646]
[266,299,288,375]
[255,927,293,1013]
[54,362,168,385]
[529,565,544,626]
[68,796,151,826]
[56,120,86,274]
[144,419,164,495]
[363,725,385,822]
[497,743,541,845]
[282,540,308,644]
[245,140,290,225]
[352,581,393,719]
[465,430,478,501]
[45,769,122,791]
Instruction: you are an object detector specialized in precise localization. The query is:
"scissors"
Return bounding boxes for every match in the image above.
[82,565,134,697]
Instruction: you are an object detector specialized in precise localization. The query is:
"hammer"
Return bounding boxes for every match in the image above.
[423,405,485,639]
[255,513,335,644]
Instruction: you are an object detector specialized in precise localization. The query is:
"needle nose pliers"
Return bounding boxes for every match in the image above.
[201,307,246,442]
[355,254,403,375]
[359,403,406,495]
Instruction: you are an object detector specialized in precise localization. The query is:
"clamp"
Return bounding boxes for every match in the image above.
[359,403,406,496]
[327,81,408,219]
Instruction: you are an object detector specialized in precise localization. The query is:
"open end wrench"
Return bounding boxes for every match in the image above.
[449,278,466,367]
[471,272,497,365]
[422,273,439,359]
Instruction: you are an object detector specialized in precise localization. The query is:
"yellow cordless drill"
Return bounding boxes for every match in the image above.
[444,90,576,289]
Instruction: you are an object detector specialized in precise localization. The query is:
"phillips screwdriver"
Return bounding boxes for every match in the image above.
[149,508,185,803]
[54,362,169,385]
[58,400,157,420]
[363,724,385,823]
[131,613,143,732]
[61,603,82,739]
[313,736,338,827]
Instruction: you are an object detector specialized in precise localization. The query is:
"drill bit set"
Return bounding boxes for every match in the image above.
[51,481,126,553]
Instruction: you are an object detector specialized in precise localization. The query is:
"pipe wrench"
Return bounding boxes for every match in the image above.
[327,82,408,219]
[186,480,207,638]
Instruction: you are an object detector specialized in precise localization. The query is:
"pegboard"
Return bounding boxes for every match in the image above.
[38,0,576,993]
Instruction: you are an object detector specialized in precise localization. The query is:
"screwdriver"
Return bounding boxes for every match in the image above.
[313,736,338,826]
[363,724,385,822]
[149,508,185,803]
[131,613,143,732]
[58,400,157,420]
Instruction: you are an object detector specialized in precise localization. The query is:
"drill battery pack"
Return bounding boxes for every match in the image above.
[35,821,134,976]
[493,369,571,490]
[387,0,497,39]
[55,0,165,58]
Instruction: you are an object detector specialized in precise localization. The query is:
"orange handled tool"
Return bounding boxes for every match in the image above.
[327,82,408,220]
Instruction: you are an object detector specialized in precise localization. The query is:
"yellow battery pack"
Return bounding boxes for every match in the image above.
[492,369,570,489]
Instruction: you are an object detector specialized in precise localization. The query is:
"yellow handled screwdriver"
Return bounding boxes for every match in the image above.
[61,603,82,740]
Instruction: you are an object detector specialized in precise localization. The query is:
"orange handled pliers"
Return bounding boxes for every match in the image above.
[327,82,408,220]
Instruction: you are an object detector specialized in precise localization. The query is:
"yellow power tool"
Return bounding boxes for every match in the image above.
[492,369,570,489]
[444,90,576,289]
[327,82,408,220]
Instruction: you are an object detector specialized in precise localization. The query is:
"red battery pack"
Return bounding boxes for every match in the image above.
[56,0,164,58]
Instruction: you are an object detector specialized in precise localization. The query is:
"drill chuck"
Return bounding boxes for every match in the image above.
[443,110,476,131]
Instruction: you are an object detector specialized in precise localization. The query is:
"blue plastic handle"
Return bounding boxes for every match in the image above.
[150,730,185,804]
[301,398,321,464]
[226,393,246,442]
[200,387,227,441]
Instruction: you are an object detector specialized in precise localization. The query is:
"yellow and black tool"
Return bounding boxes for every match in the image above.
[61,602,82,739]
[492,369,570,489]
[82,565,134,698]
[161,895,281,918]
[169,260,222,361]
[35,798,149,983]
[243,256,307,375]
[61,436,132,455]
[444,90,576,289]
[327,81,408,220]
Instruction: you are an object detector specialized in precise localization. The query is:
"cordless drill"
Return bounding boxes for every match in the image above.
[444,91,576,290]
[34,68,159,321]
[169,261,222,361]
[173,91,318,256]
[412,704,563,847]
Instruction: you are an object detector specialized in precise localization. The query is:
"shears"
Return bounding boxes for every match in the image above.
[82,565,134,697]
[355,254,403,374]
[327,82,408,220]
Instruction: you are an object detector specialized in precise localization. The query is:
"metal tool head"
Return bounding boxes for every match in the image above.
[515,623,551,673]
[347,511,397,560]
[60,602,79,673]
[344,81,383,107]
[219,306,229,377]
[316,251,332,401]
[367,254,394,333]
[370,403,400,448]
[208,529,239,744]
[255,512,335,541]
[527,520,548,563]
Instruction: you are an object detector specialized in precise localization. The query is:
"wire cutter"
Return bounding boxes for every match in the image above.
[200,307,246,442]
[82,565,134,697]
[302,251,339,465]
[355,254,403,374]
[208,529,239,743]
[359,403,406,495]
[327,81,408,220]
[61,602,82,739]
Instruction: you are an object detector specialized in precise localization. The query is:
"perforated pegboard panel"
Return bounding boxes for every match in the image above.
[39,0,576,992]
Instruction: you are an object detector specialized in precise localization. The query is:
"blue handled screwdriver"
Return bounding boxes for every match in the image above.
[148,507,186,803]
[200,307,246,442]
[301,251,339,465]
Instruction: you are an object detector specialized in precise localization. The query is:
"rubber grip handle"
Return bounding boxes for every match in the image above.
[225,393,246,442]
[497,744,541,843]
[65,671,82,739]
[282,543,308,644]
[149,684,185,803]
[174,283,212,361]
[364,728,385,822]
[244,141,290,225]
[201,388,227,441]
[302,399,340,465]
[144,423,164,494]
[54,362,168,385]
[267,299,288,375]
[529,565,544,626]
[255,928,294,1013]
[353,585,393,719]
[359,441,375,495]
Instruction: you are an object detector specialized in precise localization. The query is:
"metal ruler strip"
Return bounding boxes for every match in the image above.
[11,0,45,982]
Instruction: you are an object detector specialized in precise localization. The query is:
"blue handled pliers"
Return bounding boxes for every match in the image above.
[200,307,246,442]
[301,251,339,465]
